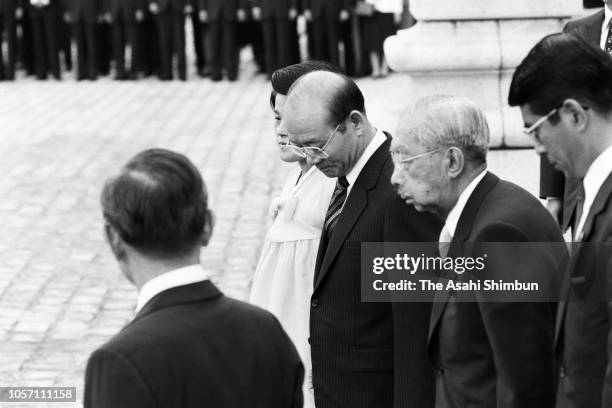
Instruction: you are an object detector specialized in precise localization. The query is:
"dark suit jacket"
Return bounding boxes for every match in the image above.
[556,173,612,408]
[26,0,60,18]
[63,0,101,24]
[252,0,297,19]
[105,0,145,22]
[84,280,304,408]
[310,133,443,408]
[539,10,603,228]
[429,172,564,408]
[149,0,192,15]
[0,0,21,15]
[198,0,246,22]
[302,0,349,19]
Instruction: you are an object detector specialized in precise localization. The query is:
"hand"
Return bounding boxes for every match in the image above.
[198,9,208,22]
[184,4,193,14]
[104,12,112,23]
[545,197,563,227]
[15,7,23,19]
[135,10,144,22]
[252,6,261,21]
[149,2,159,14]
[236,8,246,22]
[288,7,297,20]
[63,12,71,23]
[339,9,349,22]
[303,9,312,21]
[394,12,402,25]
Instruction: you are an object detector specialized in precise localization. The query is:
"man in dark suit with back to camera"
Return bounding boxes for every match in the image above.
[391,95,565,408]
[509,32,612,408]
[285,71,442,408]
[303,0,350,67]
[105,0,145,80]
[84,149,304,408]
[63,0,100,80]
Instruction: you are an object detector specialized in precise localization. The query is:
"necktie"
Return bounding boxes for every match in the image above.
[438,226,452,258]
[324,176,349,239]
[605,19,612,56]
[573,181,585,241]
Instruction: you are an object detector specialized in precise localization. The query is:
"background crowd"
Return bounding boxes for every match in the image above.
[0,0,407,82]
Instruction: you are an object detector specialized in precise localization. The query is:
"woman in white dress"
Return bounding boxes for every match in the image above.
[249,61,340,407]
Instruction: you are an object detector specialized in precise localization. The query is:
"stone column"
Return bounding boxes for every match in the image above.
[384,0,584,147]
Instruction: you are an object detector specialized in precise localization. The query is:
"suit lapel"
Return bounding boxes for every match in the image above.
[587,10,605,47]
[576,173,612,242]
[428,172,499,345]
[313,135,392,291]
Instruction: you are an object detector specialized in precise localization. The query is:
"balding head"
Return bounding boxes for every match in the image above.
[283,71,373,178]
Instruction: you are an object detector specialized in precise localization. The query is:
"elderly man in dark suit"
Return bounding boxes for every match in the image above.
[198,0,246,81]
[105,0,145,80]
[285,71,442,408]
[540,0,611,229]
[84,149,304,408]
[509,32,612,408]
[303,0,350,66]
[148,0,192,80]
[391,95,565,408]
[0,0,23,80]
[27,0,61,79]
[63,0,101,80]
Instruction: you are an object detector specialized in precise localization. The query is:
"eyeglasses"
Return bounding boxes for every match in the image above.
[392,149,442,170]
[523,108,558,144]
[284,121,343,160]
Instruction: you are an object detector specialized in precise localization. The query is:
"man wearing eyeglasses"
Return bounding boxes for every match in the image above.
[284,70,442,408]
[390,95,564,408]
[509,32,612,408]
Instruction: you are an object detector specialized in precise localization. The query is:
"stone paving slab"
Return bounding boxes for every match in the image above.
[0,63,540,406]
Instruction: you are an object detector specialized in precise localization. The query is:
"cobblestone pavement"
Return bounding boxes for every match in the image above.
[0,60,539,407]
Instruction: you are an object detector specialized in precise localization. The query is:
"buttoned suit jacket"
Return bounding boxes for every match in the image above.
[310,133,443,408]
[539,10,603,229]
[198,0,247,22]
[555,173,612,408]
[428,172,565,408]
[84,280,304,408]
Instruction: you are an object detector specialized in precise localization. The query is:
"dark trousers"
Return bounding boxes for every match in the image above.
[112,18,140,78]
[97,23,111,75]
[311,15,340,66]
[261,18,291,75]
[190,13,205,71]
[30,15,61,79]
[208,20,238,80]
[0,15,17,79]
[155,12,186,80]
[340,17,356,75]
[73,20,98,79]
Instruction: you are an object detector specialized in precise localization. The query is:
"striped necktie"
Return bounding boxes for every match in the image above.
[605,19,612,56]
[324,176,349,239]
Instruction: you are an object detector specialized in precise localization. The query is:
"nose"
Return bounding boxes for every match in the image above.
[534,142,546,156]
[390,166,403,190]
[277,118,288,137]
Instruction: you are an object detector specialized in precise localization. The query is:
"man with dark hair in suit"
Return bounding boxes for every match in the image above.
[148,0,192,80]
[198,0,246,81]
[392,95,564,408]
[27,0,61,79]
[105,0,145,80]
[63,0,100,80]
[509,32,612,408]
[85,148,304,408]
[0,0,23,80]
[251,0,298,77]
[303,0,350,67]
[285,71,442,408]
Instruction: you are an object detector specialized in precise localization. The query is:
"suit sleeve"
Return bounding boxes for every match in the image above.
[385,195,442,408]
[475,223,556,408]
[603,234,612,406]
[84,348,156,408]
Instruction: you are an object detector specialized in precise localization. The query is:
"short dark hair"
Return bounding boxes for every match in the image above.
[327,74,366,127]
[508,32,612,115]
[101,149,208,258]
[270,60,342,108]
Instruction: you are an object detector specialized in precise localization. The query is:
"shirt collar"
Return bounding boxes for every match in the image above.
[345,129,387,192]
[136,264,210,312]
[606,5,612,26]
[443,169,488,239]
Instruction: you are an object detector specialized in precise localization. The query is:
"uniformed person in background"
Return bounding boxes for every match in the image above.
[63,0,101,80]
[105,0,145,80]
[27,0,61,79]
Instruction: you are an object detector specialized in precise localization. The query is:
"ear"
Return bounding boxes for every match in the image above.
[445,147,465,178]
[104,222,127,261]
[201,209,215,247]
[347,110,365,131]
[561,99,589,131]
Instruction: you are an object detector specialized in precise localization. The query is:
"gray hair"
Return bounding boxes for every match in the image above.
[398,95,490,164]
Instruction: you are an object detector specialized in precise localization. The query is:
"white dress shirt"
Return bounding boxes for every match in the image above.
[574,145,612,240]
[439,170,488,242]
[345,129,387,197]
[600,5,612,51]
[136,264,210,312]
